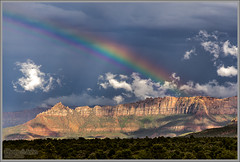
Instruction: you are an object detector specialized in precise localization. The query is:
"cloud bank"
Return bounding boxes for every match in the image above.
[98,72,179,100]
[180,80,237,98]
[42,93,115,107]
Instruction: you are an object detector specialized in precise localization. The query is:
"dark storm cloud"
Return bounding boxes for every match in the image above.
[2,2,238,112]
[4,2,237,32]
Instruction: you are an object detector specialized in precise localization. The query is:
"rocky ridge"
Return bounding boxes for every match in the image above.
[38,96,237,117]
[3,96,237,140]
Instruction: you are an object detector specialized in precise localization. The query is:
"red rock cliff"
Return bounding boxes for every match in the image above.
[67,96,237,117]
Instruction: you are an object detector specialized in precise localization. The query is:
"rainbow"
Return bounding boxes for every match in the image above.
[3,10,185,96]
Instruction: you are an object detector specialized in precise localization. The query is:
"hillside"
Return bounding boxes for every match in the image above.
[3,96,237,140]
[184,120,237,137]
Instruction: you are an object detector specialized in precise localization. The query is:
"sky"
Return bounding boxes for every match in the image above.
[2,2,238,112]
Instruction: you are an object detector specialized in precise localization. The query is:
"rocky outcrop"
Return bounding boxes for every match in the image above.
[38,102,73,116]
[39,96,236,118]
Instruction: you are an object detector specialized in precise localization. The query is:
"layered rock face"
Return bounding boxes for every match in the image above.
[3,96,237,140]
[43,96,237,117]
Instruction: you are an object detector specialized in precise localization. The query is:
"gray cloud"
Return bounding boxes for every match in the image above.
[3,2,237,32]
[3,2,237,112]
[3,2,86,28]
[43,93,115,107]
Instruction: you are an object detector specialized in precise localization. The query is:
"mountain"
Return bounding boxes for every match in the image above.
[3,107,51,128]
[3,96,237,140]
[183,118,237,137]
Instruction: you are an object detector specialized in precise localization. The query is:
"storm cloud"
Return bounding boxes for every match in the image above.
[2,2,238,112]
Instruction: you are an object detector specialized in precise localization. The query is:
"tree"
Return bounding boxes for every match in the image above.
[183,152,196,159]
[136,149,151,159]
[196,150,211,159]
[113,149,132,159]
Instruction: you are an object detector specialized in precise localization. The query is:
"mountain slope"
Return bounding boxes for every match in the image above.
[183,120,237,137]
[3,96,237,140]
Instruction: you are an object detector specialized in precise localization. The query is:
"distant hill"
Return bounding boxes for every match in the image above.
[3,105,80,128]
[3,107,51,128]
[3,96,237,140]
[183,122,237,138]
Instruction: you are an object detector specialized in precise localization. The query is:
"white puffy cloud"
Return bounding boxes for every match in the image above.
[13,59,57,92]
[190,31,238,76]
[185,30,238,65]
[199,30,211,39]
[98,72,132,91]
[193,30,219,42]
[201,41,220,59]
[179,81,194,92]
[171,73,180,81]
[119,74,128,80]
[113,95,124,104]
[105,72,117,80]
[131,72,163,99]
[183,48,195,60]
[109,79,132,92]
[131,73,179,99]
[217,65,237,77]
[162,81,178,90]
[43,93,115,106]
[222,40,238,57]
[99,82,109,89]
[184,30,223,61]
[98,72,180,101]
[180,80,237,98]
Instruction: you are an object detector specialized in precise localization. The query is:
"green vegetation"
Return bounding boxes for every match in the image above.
[3,136,237,159]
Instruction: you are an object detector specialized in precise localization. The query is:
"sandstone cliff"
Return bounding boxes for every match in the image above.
[38,96,237,117]
[3,96,237,140]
